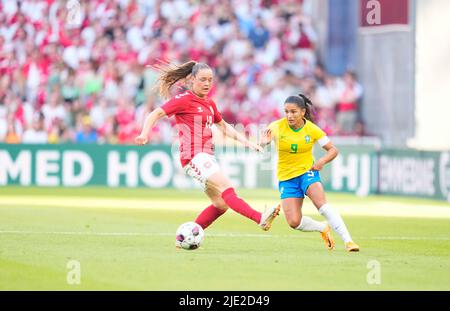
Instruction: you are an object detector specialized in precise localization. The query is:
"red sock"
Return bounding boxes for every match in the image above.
[221,188,262,224]
[195,204,227,229]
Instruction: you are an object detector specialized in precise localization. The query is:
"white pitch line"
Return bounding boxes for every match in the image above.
[0,230,274,238]
[1,195,450,219]
[0,230,449,241]
[366,236,450,241]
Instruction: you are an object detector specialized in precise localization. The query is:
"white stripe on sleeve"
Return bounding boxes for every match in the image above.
[318,136,330,147]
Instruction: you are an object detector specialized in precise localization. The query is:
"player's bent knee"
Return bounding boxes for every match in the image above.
[207,173,233,194]
[212,200,228,211]
[215,205,228,212]
[287,218,301,229]
[206,181,230,194]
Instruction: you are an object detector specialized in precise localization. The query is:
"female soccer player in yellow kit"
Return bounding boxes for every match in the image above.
[260,94,359,252]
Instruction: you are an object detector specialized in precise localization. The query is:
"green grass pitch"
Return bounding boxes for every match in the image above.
[1,187,449,290]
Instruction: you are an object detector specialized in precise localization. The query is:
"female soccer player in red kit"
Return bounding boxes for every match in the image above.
[135,61,280,231]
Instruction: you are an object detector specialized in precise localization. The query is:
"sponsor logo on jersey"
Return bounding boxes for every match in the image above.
[197,107,203,112]
[305,135,311,143]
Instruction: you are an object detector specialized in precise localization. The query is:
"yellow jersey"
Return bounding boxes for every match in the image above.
[267,118,330,181]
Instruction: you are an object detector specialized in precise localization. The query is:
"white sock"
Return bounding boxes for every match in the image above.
[319,203,352,243]
[295,216,326,232]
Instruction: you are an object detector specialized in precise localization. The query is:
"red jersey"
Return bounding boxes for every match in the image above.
[161,91,223,167]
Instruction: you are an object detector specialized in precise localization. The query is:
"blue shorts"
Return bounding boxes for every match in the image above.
[278,170,321,199]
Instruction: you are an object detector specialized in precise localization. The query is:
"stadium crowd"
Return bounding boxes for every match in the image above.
[0,0,364,145]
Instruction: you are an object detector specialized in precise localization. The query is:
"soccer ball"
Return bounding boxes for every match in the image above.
[175,222,205,250]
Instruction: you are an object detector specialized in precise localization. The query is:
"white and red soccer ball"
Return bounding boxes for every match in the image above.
[175,222,205,250]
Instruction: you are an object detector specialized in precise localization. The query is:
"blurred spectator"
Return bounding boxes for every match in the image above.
[336,71,363,135]
[75,115,98,144]
[41,89,67,131]
[248,17,270,49]
[0,102,6,141]
[5,119,21,144]
[0,0,365,146]
[22,115,48,144]
[314,75,339,135]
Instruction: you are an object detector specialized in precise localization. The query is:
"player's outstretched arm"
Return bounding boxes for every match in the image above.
[258,128,273,147]
[216,120,263,152]
[135,108,167,145]
[310,141,339,171]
